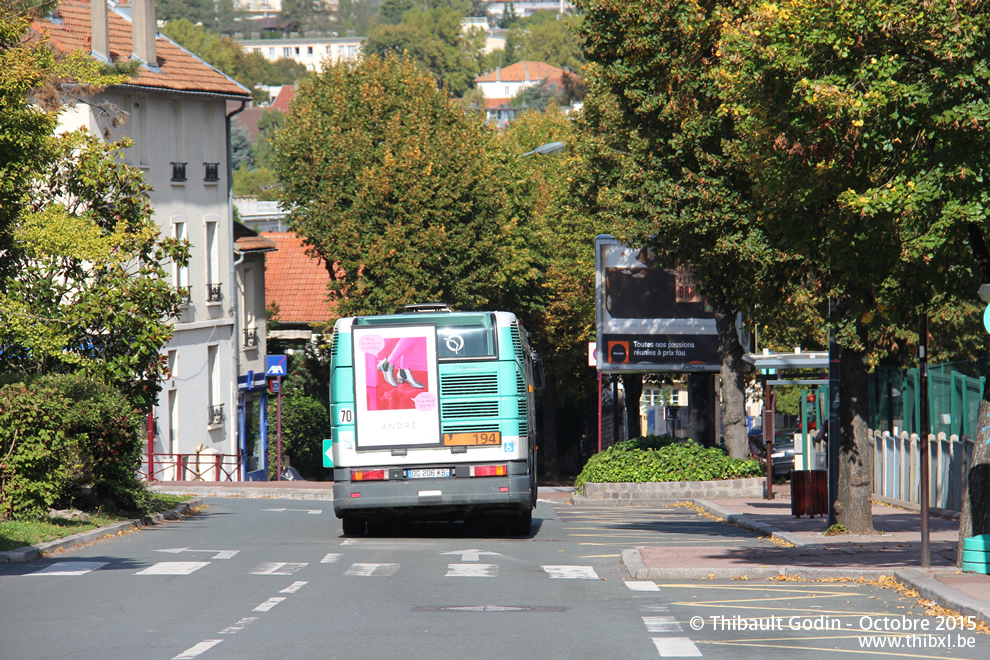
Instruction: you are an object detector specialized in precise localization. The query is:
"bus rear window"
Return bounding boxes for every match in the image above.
[355,312,497,360]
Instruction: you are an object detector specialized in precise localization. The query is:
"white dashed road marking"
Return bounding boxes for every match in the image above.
[26,562,108,576]
[172,639,223,659]
[250,562,308,575]
[320,553,342,563]
[626,581,661,592]
[136,562,210,576]
[651,637,702,657]
[445,563,498,577]
[218,617,258,634]
[253,597,287,612]
[345,563,400,577]
[643,616,683,633]
[541,565,599,579]
[280,581,308,593]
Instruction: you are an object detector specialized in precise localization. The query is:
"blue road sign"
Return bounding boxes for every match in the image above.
[266,355,287,377]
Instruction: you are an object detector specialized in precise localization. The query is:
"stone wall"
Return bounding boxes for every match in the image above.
[578,477,765,501]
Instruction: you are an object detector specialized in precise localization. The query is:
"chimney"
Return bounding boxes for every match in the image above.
[495,66,501,82]
[90,0,110,62]
[524,62,530,82]
[131,0,157,68]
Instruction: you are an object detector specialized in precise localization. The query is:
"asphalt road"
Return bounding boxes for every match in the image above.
[0,499,985,660]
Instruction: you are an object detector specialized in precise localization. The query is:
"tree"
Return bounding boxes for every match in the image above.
[363,8,481,97]
[230,120,253,171]
[273,53,509,317]
[508,13,585,71]
[716,0,990,534]
[0,130,189,412]
[575,0,782,463]
[499,106,602,476]
[0,0,122,281]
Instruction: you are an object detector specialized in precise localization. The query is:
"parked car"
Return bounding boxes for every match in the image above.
[747,427,796,477]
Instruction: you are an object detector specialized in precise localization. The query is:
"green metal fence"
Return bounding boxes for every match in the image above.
[870,358,988,439]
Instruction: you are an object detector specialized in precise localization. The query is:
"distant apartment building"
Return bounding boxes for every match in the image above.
[487,0,574,18]
[474,61,573,125]
[236,35,364,72]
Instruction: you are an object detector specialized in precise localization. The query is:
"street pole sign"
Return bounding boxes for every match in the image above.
[266,355,287,481]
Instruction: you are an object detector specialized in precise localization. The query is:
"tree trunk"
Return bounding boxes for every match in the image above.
[623,374,643,439]
[835,343,876,534]
[715,302,748,459]
[957,382,990,565]
[541,372,560,479]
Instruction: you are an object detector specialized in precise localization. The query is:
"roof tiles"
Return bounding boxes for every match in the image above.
[32,0,250,97]
[261,232,335,325]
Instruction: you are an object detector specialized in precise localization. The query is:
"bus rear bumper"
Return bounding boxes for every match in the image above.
[333,474,532,520]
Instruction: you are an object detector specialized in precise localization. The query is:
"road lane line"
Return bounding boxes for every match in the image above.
[172,639,222,659]
[643,616,683,633]
[26,562,107,576]
[651,637,702,657]
[135,562,210,576]
[250,562,308,575]
[344,563,400,577]
[541,565,599,579]
[445,563,498,577]
[626,581,661,592]
[280,581,308,593]
[253,597,287,612]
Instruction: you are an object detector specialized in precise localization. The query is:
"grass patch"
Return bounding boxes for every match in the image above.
[0,494,192,552]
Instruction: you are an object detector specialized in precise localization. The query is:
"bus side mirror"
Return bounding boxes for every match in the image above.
[533,359,545,390]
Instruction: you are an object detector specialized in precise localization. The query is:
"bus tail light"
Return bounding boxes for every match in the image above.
[471,464,507,477]
[353,469,385,481]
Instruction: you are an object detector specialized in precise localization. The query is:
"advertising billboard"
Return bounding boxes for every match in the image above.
[352,324,442,448]
[595,235,719,373]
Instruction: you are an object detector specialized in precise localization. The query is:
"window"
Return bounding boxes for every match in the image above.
[208,344,222,425]
[307,46,313,55]
[505,86,510,95]
[269,47,275,56]
[283,46,292,57]
[205,219,221,302]
[242,266,256,346]
[169,100,185,182]
[346,45,356,59]
[173,220,190,302]
[294,47,300,55]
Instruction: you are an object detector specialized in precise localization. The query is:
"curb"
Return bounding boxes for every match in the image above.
[149,485,334,501]
[895,568,990,627]
[0,498,203,564]
[692,498,810,547]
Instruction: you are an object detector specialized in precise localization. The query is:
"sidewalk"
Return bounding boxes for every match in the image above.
[612,485,990,626]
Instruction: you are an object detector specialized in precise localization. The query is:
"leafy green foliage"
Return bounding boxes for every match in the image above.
[573,437,763,491]
[0,131,189,412]
[0,374,146,519]
[363,9,482,97]
[266,392,332,480]
[504,12,585,71]
[274,53,509,317]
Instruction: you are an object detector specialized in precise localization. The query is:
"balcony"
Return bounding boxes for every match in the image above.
[207,283,223,302]
[170,162,187,182]
[204,162,220,182]
[243,327,259,348]
[177,285,191,305]
[208,404,224,426]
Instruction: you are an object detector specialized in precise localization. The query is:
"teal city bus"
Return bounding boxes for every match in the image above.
[328,304,543,535]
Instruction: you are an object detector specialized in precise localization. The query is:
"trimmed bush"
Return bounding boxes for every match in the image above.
[574,435,764,491]
[0,382,76,519]
[0,375,147,519]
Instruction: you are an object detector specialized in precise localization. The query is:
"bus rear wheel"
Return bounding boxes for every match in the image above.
[342,516,366,536]
[508,509,532,536]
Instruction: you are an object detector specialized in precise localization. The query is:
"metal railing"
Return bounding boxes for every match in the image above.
[207,283,223,302]
[204,162,220,182]
[872,429,975,511]
[140,451,243,482]
[177,285,191,304]
[243,327,258,348]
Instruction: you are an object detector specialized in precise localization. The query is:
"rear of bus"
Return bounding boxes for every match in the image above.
[329,308,540,534]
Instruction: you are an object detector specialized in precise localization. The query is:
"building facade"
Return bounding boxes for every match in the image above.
[35,0,257,480]
[236,35,364,72]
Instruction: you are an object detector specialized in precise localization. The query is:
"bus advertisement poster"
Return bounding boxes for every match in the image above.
[595,234,720,373]
[351,324,442,448]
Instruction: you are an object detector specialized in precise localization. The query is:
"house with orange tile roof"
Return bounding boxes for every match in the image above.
[32,0,274,480]
[474,60,568,108]
[261,232,336,341]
